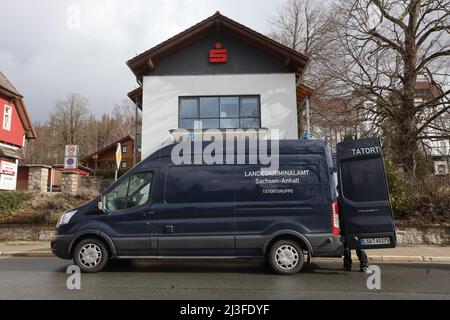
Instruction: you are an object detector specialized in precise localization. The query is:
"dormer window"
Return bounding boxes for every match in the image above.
[3,105,12,131]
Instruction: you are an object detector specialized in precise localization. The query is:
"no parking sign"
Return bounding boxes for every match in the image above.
[64,145,79,169]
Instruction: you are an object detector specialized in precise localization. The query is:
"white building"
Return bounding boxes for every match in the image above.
[127,12,310,158]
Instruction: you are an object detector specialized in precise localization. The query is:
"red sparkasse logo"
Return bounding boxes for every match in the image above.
[209,43,228,63]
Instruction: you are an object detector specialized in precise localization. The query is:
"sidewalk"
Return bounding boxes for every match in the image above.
[352,246,450,263]
[1,241,450,263]
[0,241,52,257]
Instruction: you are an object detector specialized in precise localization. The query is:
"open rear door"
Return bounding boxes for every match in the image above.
[337,138,396,250]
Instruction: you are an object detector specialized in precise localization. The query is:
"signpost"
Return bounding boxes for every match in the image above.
[64,145,79,170]
[115,143,122,181]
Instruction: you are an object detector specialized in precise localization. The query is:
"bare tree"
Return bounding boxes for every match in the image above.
[323,0,450,177]
[269,0,343,136]
[269,0,331,57]
[112,99,142,141]
[50,93,90,145]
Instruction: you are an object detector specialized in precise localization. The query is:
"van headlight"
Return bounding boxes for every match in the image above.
[56,210,77,228]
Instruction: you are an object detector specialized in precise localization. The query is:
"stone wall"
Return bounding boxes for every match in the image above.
[61,173,80,195]
[396,226,449,246]
[0,226,55,241]
[28,166,50,192]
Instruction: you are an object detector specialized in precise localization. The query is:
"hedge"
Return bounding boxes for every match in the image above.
[0,191,28,215]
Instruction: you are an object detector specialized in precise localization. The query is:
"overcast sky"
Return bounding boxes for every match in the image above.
[0,0,286,123]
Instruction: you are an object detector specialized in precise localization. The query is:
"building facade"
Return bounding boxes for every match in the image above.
[127,12,310,158]
[83,136,141,170]
[310,82,450,175]
[0,71,36,190]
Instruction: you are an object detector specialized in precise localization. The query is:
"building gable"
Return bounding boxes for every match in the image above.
[127,12,309,81]
[148,32,291,76]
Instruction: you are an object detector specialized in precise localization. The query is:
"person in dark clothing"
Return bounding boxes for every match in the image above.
[342,237,369,272]
[336,184,369,272]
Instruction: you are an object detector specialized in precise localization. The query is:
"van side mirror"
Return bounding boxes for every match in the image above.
[98,201,104,212]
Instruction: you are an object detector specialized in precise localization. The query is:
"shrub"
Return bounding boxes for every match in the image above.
[407,176,450,224]
[94,168,129,179]
[385,159,414,219]
[75,188,99,201]
[385,159,450,224]
[0,191,28,215]
[30,193,72,211]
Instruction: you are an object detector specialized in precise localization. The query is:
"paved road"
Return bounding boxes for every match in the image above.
[0,257,449,300]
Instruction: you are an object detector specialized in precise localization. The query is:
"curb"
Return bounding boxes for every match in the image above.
[0,251,54,258]
[354,254,450,263]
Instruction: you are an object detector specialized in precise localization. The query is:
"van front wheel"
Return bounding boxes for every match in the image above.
[73,239,109,273]
[269,240,304,275]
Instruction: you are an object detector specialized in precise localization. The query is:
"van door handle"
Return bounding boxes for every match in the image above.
[144,211,155,217]
[164,225,174,234]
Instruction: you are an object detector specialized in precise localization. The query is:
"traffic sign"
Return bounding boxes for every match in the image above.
[116,143,122,170]
[64,157,78,169]
[65,145,79,157]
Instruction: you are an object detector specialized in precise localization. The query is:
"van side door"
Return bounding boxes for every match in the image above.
[101,170,158,256]
[157,165,235,256]
[336,138,396,249]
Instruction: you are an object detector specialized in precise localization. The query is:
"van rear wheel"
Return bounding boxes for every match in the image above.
[269,240,304,275]
[73,239,109,273]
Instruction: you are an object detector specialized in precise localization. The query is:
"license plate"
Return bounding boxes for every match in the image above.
[360,238,391,246]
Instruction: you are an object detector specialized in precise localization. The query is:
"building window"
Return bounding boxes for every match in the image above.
[122,145,127,153]
[439,141,448,155]
[179,96,261,130]
[435,161,448,175]
[3,105,12,131]
[122,162,127,168]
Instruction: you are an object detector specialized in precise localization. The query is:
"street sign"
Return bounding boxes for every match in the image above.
[64,145,79,169]
[64,157,78,170]
[0,160,17,176]
[65,145,79,157]
[116,143,122,170]
[0,159,17,191]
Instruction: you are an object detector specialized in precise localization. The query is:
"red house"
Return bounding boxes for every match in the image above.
[0,71,36,191]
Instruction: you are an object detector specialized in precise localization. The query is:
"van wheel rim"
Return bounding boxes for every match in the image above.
[79,244,102,268]
[275,245,299,270]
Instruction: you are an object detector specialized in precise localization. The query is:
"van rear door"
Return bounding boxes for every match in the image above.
[336,138,396,249]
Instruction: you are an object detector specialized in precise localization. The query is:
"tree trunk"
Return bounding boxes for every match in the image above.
[393,0,419,177]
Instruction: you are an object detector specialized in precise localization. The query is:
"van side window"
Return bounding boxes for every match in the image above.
[165,166,234,203]
[340,159,388,202]
[105,172,153,211]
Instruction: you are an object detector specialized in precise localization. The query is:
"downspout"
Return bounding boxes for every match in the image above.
[134,76,141,166]
[296,60,312,139]
[305,96,311,137]
[134,97,139,166]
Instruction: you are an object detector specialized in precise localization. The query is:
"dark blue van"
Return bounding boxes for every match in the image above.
[51,138,396,275]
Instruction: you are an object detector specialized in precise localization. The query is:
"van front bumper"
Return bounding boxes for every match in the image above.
[51,234,75,260]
